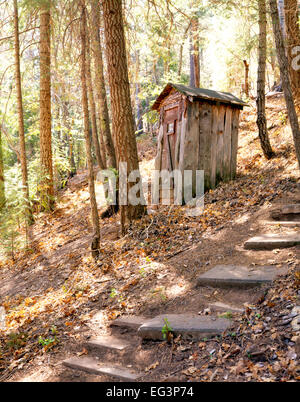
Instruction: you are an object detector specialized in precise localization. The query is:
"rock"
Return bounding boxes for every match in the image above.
[62,356,141,381]
[138,314,231,340]
[197,265,288,288]
[244,234,300,250]
[110,316,146,331]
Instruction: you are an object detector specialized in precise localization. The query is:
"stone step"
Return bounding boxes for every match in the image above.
[197,265,288,288]
[137,314,230,340]
[207,302,244,314]
[281,204,300,215]
[244,234,300,250]
[264,221,300,227]
[270,205,300,221]
[110,316,146,331]
[85,335,131,352]
[62,356,141,381]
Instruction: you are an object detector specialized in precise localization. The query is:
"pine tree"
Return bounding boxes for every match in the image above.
[80,0,100,257]
[90,0,116,170]
[269,0,300,169]
[102,0,146,232]
[0,128,4,210]
[13,0,34,224]
[39,0,54,210]
[284,0,300,104]
[256,0,274,159]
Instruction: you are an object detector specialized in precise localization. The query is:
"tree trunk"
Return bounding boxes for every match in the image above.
[178,21,191,78]
[80,1,100,258]
[0,128,5,210]
[102,0,146,229]
[13,0,34,224]
[256,0,274,159]
[90,0,117,170]
[189,32,195,87]
[135,50,143,136]
[61,85,76,176]
[243,60,250,97]
[85,29,105,170]
[269,0,300,169]
[39,2,54,210]
[284,0,300,104]
[278,0,286,35]
[190,16,200,88]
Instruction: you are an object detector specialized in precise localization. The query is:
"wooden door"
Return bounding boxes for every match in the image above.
[161,106,178,173]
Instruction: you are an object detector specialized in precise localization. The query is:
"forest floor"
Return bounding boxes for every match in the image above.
[0,95,299,382]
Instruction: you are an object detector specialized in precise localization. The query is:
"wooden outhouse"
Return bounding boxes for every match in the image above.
[152,83,246,192]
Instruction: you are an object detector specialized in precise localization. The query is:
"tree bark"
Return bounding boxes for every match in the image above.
[13,0,34,223]
[90,0,117,170]
[190,16,200,88]
[85,29,105,170]
[39,1,54,210]
[0,128,4,210]
[284,0,300,104]
[269,0,300,169]
[256,0,274,159]
[243,60,250,97]
[80,1,100,258]
[135,50,143,136]
[61,86,76,175]
[178,21,191,78]
[102,0,146,229]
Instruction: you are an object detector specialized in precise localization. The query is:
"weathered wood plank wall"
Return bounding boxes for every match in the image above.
[155,92,241,194]
[199,102,213,190]
[230,108,240,179]
[216,105,226,183]
[210,105,219,189]
[223,107,233,181]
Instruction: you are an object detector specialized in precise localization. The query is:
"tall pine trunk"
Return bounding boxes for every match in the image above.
[178,21,191,78]
[243,60,250,97]
[135,51,143,136]
[85,31,104,170]
[190,16,200,88]
[102,0,146,230]
[0,129,4,210]
[284,0,300,104]
[39,1,54,210]
[13,0,34,224]
[256,0,274,159]
[90,0,117,170]
[80,1,100,258]
[269,0,300,169]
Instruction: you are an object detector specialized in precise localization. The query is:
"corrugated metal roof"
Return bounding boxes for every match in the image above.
[151,83,247,110]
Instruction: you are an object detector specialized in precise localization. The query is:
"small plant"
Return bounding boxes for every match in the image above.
[38,326,59,351]
[38,336,56,347]
[110,288,118,299]
[6,332,28,350]
[278,111,287,125]
[139,267,146,277]
[218,311,233,319]
[161,318,173,342]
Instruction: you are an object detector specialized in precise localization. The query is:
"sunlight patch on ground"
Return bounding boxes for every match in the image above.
[18,365,54,382]
[234,213,251,224]
[165,282,189,299]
